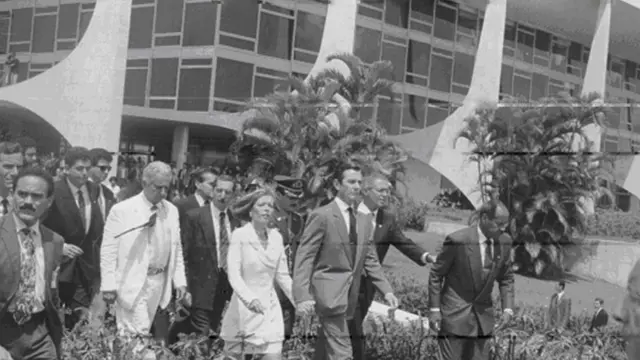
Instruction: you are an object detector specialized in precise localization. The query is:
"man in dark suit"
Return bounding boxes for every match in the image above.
[43,147,104,330]
[589,297,608,332]
[173,168,217,225]
[293,162,399,360]
[88,148,116,221]
[0,167,64,359]
[168,174,239,343]
[547,281,571,332]
[353,174,434,360]
[0,142,23,216]
[429,200,515,360]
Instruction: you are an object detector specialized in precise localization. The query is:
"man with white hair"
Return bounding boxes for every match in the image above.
[100,161,189,339]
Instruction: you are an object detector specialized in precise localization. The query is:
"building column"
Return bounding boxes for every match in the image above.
[171,125,189,169]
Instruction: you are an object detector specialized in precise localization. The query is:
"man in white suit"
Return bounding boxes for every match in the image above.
[100,161,189,337]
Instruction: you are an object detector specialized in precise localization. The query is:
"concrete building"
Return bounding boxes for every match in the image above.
[1,0,639,211]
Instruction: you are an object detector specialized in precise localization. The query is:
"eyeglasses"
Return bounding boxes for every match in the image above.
[99,165,112,172]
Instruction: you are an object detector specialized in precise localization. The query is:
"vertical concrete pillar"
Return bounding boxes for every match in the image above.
[172,125,189,169]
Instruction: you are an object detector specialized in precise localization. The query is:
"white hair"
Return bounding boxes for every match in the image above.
[142,161,172,184]
[363,173,390,190]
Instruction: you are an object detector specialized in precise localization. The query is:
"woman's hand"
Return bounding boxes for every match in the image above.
[247,299,266,314]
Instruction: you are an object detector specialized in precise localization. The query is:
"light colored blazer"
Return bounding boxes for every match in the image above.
[100,193,187,310]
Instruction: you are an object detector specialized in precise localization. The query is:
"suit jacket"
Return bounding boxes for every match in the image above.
[173,194,200,225]
[589,308,608,331]
[0,215,64,358]
[43,179,104,285]
[98,183,116,220]
[621,259,640,341]
[428,226,515,337]
[100,193,187,310]
[548,293,571,329]
[182,205,240,310]
[360,208,426,311]
[292,200,392,319]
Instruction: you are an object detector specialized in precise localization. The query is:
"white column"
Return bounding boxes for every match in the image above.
[172,125,189,169]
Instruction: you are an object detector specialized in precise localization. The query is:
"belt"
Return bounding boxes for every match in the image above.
[147,266,166,276]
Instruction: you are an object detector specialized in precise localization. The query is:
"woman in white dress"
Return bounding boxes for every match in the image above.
[221,188,294,360]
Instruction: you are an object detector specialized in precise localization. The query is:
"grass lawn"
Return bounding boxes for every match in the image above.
[382,230,625,316]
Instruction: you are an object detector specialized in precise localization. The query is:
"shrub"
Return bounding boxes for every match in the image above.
[586,208,640,239]
[397,198,429,232]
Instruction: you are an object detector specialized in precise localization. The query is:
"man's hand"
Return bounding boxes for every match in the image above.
[296,300,315,316]
[63,244,83,259]
[421,252,436,265]
[247,299,266,314]
[175,286,191,307]
[384,293,399,309]
[429,309,442,332]
[102,290,117,305]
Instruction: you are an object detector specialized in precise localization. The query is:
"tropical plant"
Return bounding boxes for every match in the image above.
[458,93,614,277]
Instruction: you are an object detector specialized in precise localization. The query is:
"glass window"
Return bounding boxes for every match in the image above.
[385,0,409,28]
[500,65,513,95]
[32,15,56,53]
[453,52,473,86]
[410,0,434,22]
[183,2,217,46]
[150,58,179,97]
[433,3,456,41]
[178,68,212,111]
[534,30,550,54]
[154,0,183,34]
[608,58,624,89]
[354,26,381,64]
[402,94,426,129]
[0,16,8,54]
[516,26,534,63]
[258,13,293,60]
[625,60,636,84]
[550,37,568,73]
[124,68,148,106]
[406,40,430,77]
[295,12,324,53]
[531,73,548,100]
[58,4,79,39]
[128,7,153,49]
[253,76,288,97]
[513,74,531,100]
[377,97,402,135]
[382,42,406,82]
[214,58,254,101]
[220,0,259,39]
[17,61,28,82]
[427,99,449,126]
[78,11,92,42]
[10,8,33,43]
[608,107,621,129]
[429,54,452,93]
[504,22,516,48]
[456,9,477,40]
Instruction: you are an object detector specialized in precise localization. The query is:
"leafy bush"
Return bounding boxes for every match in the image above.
[397,198,429,232]
[62,274,626,360]
[587,208,640,239]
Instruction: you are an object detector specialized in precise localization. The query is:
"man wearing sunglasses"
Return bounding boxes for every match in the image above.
[89,148,116,222]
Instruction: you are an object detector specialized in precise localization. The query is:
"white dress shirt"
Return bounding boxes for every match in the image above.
[13,214,46,313]
[478,225,492,267]
[194,192,206,207]
[95,182,106,221]
[0,195,12,215]
[67,179,91,233]
[334,197,361,233]
[210,204,231,269]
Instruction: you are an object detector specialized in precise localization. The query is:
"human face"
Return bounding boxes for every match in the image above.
[212,180,234,210]
[12,175,51,226]
[142,173,171,204]
[94,159,112,182]
[479,208,509,239]
[251,195,275,225]
[594,300,601,309]
[555,283,564,293]
[333,169,362,205]
[23,147,37,165]
[365,178,391,209]
[66,159,91,188]
[195,172,217,200]
[0,152,23,192]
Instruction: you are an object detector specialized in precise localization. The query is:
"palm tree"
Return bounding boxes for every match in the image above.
[458,93,614,277]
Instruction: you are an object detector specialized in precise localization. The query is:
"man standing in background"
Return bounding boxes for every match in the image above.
[16,137,37,168]
[547,281,571,332]
[589,297,608,332]
[89,148,116,221]
[0,142,23,216]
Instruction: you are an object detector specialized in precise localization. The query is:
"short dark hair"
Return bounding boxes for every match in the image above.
[64,147,92,168]
[332,161,362,183]
[109,176,117,182]
[0,141,22,156]
[214,174,235,187]
[194,168,216,183]
[595,297,604,305]
[89,148,113,165]
[13,166,55,197]
[558,281,565,290]
[15,136,36,151]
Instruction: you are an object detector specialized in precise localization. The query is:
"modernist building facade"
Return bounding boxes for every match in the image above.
[1,0,639,210]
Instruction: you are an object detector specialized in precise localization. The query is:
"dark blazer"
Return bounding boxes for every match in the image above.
[182,205,240,310]
[428,226,515,337]
[99,183,115,219]
[0,215,64,358]
[548,293,572,330]
[360,208,426,312]
[173,194,200,223]
[43,179,104,286]
[590,308,608,331]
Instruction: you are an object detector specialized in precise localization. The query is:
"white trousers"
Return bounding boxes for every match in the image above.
[115,273,166,336]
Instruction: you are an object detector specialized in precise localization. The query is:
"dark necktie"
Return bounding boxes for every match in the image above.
[219,212,229,271]
[1,198,8,215]
[204,199,210,206]
[482,238,493,280]
[347,207,358,262]
[13,228,37,325]
[77,189,86,231]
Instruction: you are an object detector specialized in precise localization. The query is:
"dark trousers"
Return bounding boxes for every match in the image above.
[437,332,490,360]
[59,281,95,330]
[0,312,58,360]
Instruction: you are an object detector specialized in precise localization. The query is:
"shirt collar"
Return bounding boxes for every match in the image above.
[477,225,486,243]
[334,197,354,213]
[12,213,39,236]
[141,193,163,211]
[194,192,205,206]
[66,178,85,195]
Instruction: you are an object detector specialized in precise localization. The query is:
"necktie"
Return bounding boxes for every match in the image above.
[484,239,493,268]
[1,198,8,215]
[219,212,229,271]
[204,199,210,206]
[347,207,358,262]
[77,189,86,231]
[13,228,37,325]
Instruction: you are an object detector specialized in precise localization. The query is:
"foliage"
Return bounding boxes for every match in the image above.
[396,198,429,232]
[431,189,474,210]
[457,93,614,277]
[587,208,640,239]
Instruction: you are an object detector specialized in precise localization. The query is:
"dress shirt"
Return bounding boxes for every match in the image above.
[95,182,106,221]
[194,192,206,207]
[0,195,12,215]
[66,179,91,233]
[334,197,360,234]
[210,204,231,269]
[141,196,170,269]
[13,214,45,313]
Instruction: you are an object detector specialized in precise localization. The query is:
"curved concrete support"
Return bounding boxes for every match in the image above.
[391,0,508,208]
[0,0,131,153]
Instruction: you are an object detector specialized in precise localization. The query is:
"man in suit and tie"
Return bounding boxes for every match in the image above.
[0,142,23,216]
[429,200,515,360]
[293,162,399,360]
[43,146,104,330]
[0,167,64,359]
[547,281,571,332]
[88,148,116,221]
[100,161,189,338]
[589,297,608,332]
[173,168,217,225]
[353,173,434,360]
[168,174,238,343]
